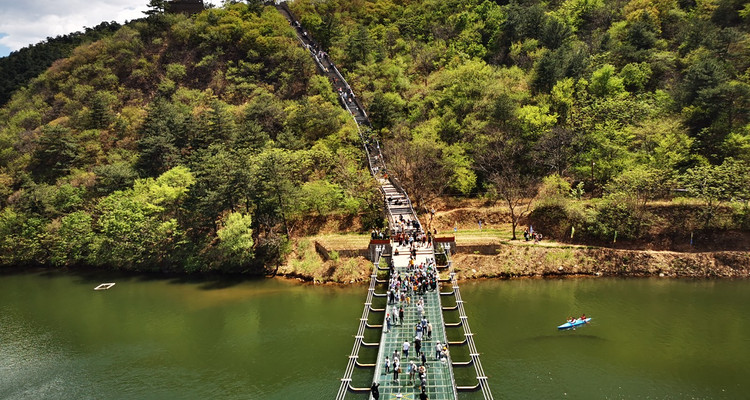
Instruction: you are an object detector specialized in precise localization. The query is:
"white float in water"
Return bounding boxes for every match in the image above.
[94,283,116,291]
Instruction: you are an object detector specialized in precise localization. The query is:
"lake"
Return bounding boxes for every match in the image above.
[1,269,749,399]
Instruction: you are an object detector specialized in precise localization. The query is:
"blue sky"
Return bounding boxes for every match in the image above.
[0,0,149,58]
[0,34,11,57]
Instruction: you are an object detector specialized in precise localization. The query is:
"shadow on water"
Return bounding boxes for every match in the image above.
[1,264,271,291]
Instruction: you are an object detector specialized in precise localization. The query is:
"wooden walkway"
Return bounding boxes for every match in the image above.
[274,3,493,399]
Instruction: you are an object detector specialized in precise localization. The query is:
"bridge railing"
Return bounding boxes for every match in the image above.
[385,174,422,232]
[334,248,383,400]
[439,244,494,400]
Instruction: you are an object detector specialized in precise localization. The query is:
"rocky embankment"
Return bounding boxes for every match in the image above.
[451,245,750,279]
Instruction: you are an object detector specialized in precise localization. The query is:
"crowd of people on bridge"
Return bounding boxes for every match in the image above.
[378,242,443,399]
[284,8,438,400]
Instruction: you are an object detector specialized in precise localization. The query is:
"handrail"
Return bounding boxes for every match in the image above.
[347,382,372,392]
[441,250,495,399]
[452,359,475,366]
[355,361,376,368]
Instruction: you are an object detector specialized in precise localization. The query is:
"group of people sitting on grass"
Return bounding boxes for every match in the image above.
[523,227,544,243]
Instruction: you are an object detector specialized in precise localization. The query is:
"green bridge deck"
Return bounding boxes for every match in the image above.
[371,245,458,400]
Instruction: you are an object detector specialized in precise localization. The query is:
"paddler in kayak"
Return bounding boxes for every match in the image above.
[580,314,586,320]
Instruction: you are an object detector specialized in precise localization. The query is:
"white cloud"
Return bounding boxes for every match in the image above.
[0,0,149,56]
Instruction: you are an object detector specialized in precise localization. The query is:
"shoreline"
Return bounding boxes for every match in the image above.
[3,246,749,284]
[275,244,750,284]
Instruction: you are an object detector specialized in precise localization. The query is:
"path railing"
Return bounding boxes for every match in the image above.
[438,244,494,399]
[334,248,383,399]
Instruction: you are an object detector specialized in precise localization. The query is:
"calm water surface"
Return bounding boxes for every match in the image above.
[460,278,750,399]
[2,270,750,399]
[0,269,363,399]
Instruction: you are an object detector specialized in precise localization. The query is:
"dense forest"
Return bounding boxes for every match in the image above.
[0,21,124,106]
[0,3,381,272]
[289,0,750,240]
[1,0,749,272]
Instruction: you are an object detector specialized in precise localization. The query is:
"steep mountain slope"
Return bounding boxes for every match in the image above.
[0,3,380,272]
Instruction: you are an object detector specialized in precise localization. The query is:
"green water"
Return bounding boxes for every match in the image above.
[459,278,750,399]
[2,271,750,399]
[0,269,363,399]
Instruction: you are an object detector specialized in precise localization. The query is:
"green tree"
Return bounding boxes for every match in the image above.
[30,124,79,183]
[369,91,406,131]
[144,0,166,16]
[49,211,95,266]
[346,24,371,65]
[94,162,139,194]
[605,166,670,235]
[681,159,747,228]
[216,211,254,266]
[589,64,625,97]
[0,209,46,265]
[136,99,185,176]
[249,148,306,236]
[93,167,194,269]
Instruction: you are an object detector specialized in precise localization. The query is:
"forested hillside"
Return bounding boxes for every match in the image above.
[0,3,381,272]
[0,21,124,106]
[1,0,749,272]
[290,0,750,241]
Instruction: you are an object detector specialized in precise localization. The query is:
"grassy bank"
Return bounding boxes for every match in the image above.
[452,245,750,279]
[279,231,750,283]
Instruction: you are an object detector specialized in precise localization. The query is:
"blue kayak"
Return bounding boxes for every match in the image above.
[558,317,591,330]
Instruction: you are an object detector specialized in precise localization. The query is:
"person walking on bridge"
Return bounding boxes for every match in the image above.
[371,382,380,400]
